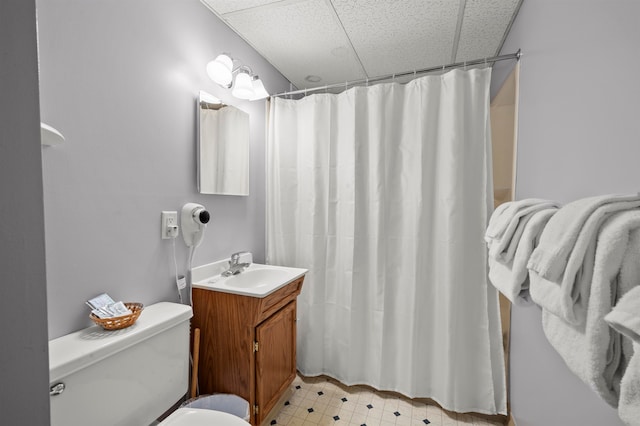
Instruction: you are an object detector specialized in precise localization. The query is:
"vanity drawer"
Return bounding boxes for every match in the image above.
[257,277,303,324]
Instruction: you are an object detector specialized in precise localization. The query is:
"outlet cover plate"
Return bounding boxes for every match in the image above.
[161,211,178,239]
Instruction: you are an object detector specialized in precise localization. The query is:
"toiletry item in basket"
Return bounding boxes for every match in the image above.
[86,293,132,318]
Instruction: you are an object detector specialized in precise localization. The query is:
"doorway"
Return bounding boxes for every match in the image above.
[490,62,519,421]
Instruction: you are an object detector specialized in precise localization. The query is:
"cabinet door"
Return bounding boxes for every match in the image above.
[255,301,296,423]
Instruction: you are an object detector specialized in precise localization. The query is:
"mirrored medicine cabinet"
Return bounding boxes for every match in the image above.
[197,91,250,196]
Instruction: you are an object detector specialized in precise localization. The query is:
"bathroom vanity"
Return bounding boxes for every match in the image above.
[191,263,306,425]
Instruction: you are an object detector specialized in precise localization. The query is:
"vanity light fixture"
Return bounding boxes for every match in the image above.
[206,53,270,100]
[206,54,233,87]
[231,68,254,100]
[250,76,269,101]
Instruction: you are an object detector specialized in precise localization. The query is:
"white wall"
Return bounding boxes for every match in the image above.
[0,0,50,423]
[36,0,291,339]
[493,1,640,424]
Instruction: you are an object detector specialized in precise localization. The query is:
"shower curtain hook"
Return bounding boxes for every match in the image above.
[366,77,369,87]
[392,73,396,82]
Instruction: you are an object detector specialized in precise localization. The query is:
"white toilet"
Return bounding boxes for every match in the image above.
[161,407,248,425]
[49,302,248,426]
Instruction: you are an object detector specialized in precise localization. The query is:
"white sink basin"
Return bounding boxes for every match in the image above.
[192,262,307,298]
[221,267,292,289]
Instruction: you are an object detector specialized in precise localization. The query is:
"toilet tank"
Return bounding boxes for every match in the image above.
[49,302,192,426]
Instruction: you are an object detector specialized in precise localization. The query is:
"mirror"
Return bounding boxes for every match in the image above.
[197,91,250,196]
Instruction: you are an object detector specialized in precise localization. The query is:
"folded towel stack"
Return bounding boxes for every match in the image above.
[486,199,559,261]
[528,194,640,325]
[488,208,558,304]
[605,286,640,426]
[542,210,640,406]
[485,193,640,422]
[486,199,559,304]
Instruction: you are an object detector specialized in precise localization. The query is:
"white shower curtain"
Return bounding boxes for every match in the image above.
[266,68,506,415]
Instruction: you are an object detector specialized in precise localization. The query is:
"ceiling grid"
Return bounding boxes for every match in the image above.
[450,0,468,63]
[201,0,522,90]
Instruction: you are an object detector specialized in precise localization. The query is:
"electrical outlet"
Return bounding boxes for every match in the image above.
[161,211,179,239]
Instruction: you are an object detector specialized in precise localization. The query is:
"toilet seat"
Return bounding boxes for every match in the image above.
[160,408,249,425]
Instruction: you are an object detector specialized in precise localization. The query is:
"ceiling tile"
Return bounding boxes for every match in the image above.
[200,0,522,93]
[332,0,461,77]
[200,0,283,15]
[222,0,366,89]
[455,0,521,62]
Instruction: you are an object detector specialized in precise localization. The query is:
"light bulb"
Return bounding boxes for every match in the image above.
[232,71,254,99]
[249,77,269,100]
[206,54,233,87]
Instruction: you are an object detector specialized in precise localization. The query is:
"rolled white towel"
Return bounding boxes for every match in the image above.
[541,212,640,406]
[606,286,640,342]
[529,194,640,325]
[605,286,640,426]
[617,343,640,426]
[485,199,559,265]
[529,194,640,281]
[485,201,512,242]
[488,202,559,263]
[485,199,558,242]
[488,208,557,304]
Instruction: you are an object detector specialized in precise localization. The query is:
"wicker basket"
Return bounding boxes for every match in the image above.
[89,302,144,330]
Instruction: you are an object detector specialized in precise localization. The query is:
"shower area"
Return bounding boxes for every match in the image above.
[266,59,518,416]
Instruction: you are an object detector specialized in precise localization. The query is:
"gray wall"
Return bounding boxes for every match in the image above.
[493,1,640,425]
[0,0,50,423]
[37,0,291,339]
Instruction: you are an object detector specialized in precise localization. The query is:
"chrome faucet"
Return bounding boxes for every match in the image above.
[222,251,252,276]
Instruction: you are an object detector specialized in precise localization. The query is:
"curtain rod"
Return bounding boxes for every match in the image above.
[272,49,521,98]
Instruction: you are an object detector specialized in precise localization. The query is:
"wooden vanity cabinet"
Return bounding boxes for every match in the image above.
[191,276,304,425]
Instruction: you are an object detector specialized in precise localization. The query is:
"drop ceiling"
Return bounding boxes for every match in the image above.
[201,0,522,91]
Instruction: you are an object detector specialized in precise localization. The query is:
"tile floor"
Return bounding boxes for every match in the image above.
[268,375,504,426]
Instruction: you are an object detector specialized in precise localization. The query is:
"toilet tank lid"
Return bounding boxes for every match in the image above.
[49,302,192,383]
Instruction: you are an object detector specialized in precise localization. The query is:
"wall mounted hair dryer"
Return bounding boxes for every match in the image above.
[181,203,210,248]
